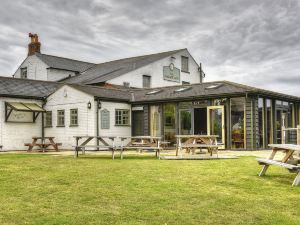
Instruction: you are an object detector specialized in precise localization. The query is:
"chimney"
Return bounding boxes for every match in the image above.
[28,33,41,56]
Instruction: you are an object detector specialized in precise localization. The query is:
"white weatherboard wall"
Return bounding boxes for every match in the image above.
[0,97,43,150]
[44,85,96,149]
[98,101,131,146]
[13,55,48,80]
[108,49,200,88]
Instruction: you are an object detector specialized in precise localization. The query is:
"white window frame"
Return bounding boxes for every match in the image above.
[115,109,130,126]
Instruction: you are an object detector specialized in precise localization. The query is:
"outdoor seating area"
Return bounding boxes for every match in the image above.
[25,137,61,152]
[257,144,300,186]
[73,136,162,159]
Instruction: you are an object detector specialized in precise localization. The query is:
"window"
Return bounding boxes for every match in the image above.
[123,82,130,88]
[70,109,78,126]
[101,109,110,129]
[21,67,27,79]
[143,75,151,88]
[45,111,52,127]
[57,110,65,127]
[115,109,130,126]
[181,56,189,72]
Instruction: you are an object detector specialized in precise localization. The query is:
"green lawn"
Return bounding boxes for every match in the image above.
[0,154,299,225]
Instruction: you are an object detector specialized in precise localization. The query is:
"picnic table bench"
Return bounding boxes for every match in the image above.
[119,136,162,159]
[73,136,117,159]
[25,137,61,152]
[175,135,220,157]
[257,144,300,186]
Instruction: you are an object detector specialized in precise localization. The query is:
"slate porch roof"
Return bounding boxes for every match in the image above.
[0,76,299,103]
[130,81,300,103]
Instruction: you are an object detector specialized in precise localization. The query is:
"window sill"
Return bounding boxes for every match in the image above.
[56,125,65,127]
[45,126,52,128]
[69,125,78,127]
[181,70,190,74]
[115,124,131,127]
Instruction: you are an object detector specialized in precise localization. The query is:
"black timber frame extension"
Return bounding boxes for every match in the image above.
[132,92,300,150]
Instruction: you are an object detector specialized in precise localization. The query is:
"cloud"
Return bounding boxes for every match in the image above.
[0,0,300,95]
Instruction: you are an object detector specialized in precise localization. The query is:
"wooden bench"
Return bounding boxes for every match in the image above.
[257,144,300,186]
[257,158,300,172]
[73,136,117,159]
[175,135,220,157]
[119,136,162,159]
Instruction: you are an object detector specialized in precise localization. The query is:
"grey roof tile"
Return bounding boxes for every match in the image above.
[65,49,186,84]
[0,76,61,99]
[35,53,95,72]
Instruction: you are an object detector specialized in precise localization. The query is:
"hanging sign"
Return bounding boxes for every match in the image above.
[163,63,180,82]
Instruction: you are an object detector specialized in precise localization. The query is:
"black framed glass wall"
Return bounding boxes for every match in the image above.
[230,97,245,149]
[150,105,161,137]
[265,99,273,146]
[258,98,264,148]
[163,103,177,143]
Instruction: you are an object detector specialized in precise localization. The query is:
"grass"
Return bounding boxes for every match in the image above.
[0,153,299,225]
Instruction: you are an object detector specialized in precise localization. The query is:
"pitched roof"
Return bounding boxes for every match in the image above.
[0,76,61,100]
[64,49,187,84]
[130,81,300,103]
[35,53,95,72]
[1,76,299,103]
[70,84,131,102]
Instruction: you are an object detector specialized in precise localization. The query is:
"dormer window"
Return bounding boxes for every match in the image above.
[181,56,189,72]
[21,67,27,79]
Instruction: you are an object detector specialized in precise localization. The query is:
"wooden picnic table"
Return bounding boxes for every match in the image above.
[73,136,117,159]
[175,135,220,157]
[25,136,61,152]
[119,136,162,159]
[257,144,300,186]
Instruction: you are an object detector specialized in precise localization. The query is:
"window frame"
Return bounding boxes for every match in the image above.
[70,108,78,127]
[115,109,130,126]
[45,111,52,127]
[57,110,65,127]
[142,75,151,88]
[20,67,28,79]
[181,56,189,73]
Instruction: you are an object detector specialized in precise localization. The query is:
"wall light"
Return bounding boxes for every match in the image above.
[87,101,92,109]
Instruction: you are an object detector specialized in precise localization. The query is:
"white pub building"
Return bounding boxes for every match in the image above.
[1,34,300,151]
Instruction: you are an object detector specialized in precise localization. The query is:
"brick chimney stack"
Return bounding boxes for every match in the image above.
[28,33,41,56]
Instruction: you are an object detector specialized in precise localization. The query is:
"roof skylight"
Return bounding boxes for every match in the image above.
[146,89,162,95]
[174,86,192,93]
[205,83,223,90]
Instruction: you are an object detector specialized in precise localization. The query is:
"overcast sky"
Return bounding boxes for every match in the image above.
[0,0,300,95]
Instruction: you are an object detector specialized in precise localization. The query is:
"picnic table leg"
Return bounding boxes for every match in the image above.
[28,138,37,152]
[292,172,300,186]
[74,137,79,158]
[120,139,124,160]
[259,149,277,176]
[49,138,59,152]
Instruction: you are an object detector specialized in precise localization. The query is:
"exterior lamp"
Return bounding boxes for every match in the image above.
[98,101,102,109]
[87,101,92,109]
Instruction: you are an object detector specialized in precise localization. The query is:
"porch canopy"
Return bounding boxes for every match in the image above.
[5,102,45,122]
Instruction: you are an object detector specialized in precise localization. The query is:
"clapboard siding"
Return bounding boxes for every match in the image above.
[143,105,149,135]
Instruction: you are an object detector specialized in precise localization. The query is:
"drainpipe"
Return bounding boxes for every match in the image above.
[42,98,47,140]
[96,99,100,149]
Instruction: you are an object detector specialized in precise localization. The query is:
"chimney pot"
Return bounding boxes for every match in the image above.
[28,33,41,56]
